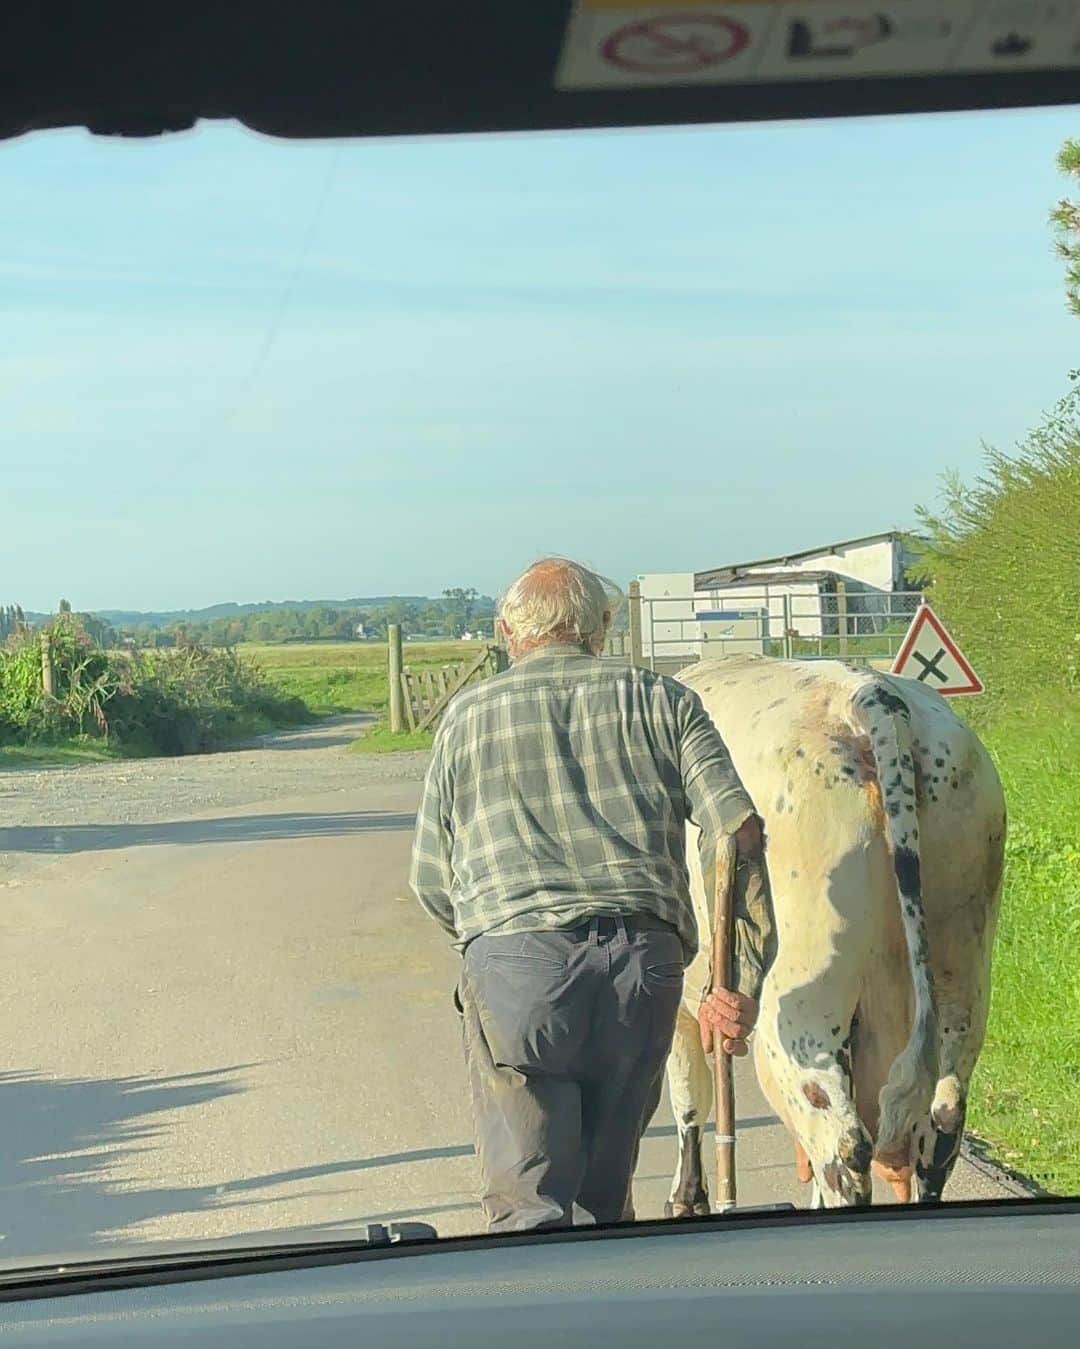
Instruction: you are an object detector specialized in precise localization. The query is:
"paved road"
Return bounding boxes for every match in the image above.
[0,720,1011,1263]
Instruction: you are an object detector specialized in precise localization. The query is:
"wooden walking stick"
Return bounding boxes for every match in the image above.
[711,834,739,1214]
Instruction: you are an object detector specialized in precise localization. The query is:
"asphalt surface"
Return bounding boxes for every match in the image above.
[0,718,1012,1263]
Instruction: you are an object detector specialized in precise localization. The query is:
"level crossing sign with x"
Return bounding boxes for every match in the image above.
[890,602,984,696]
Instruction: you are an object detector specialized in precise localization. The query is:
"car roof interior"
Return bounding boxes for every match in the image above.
[4,0,1078,145]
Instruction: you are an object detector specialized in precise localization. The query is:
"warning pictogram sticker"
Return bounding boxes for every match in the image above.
[555,1,1080,91]
[890,603,984,696]
[601,14,750,74]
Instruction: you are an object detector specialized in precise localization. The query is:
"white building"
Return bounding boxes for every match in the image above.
[637,532,922,665]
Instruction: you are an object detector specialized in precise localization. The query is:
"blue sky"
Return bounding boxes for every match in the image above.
[1,104,1076,612]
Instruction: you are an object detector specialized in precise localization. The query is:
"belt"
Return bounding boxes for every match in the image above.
[575,913,678,937]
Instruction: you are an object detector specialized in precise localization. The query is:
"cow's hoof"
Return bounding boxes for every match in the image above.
[664,1200,709,1219]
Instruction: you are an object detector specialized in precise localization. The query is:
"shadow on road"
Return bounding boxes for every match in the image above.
[259,1114,785,1178]
[0,811,417,854]
[0,1067,260,1259]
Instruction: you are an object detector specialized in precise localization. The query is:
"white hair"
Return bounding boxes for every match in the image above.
[499,558,622,655]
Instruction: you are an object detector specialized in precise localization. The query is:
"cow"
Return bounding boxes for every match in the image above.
[662,654,1006,1212]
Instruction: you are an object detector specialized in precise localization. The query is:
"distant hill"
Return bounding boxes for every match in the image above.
[81,597,492,629]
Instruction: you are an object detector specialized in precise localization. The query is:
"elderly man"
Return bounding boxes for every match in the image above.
[410,558,772,1232]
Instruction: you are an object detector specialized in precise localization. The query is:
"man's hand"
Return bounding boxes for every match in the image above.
[733,812,763,858]
[699,988,758,1057]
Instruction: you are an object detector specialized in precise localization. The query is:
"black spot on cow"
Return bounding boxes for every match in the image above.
[886,799,902,818]
[840,765,855,778]
[894,845,921,897]
[935,758,945,768]
[875,686,911,720]
[790,869,799,880]
[847,1135,873,1175]
[768,698,786,710]
[775,795,786,814]
[830,1025,841,1038]
[795,747,806,758]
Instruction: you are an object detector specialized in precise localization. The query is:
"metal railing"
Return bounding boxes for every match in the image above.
[605,582,922,676]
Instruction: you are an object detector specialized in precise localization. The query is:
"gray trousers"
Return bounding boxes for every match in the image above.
[459,915,684,1233]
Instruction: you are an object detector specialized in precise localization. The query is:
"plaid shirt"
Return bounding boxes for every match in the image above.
[410,644,767,994]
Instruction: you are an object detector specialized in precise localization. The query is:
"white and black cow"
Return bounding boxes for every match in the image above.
[664,655,1006,1211]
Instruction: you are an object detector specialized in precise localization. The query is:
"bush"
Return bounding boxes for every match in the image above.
[0,617,309,755]
[915,385,1080,724]
[916,382,1079,1192]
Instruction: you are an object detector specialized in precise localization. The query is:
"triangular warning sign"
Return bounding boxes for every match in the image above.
[891,603,983,696]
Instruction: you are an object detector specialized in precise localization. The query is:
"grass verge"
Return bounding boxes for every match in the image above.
[349,722,435,755]
[0,737,134,769]
[965,711,1079,1195]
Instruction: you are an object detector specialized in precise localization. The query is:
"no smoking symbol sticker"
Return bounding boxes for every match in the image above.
[602,14,750,74]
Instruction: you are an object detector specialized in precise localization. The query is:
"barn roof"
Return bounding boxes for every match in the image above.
[696,568,840,591]
[694,531,922,590]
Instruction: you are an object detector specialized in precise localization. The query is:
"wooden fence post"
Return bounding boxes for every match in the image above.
[41,633,55,699]
[836,580,848,656]
[388,625,404,733]
[628,580,644,668]
[782,594,794,659]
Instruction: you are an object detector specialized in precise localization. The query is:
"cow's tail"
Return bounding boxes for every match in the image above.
[852,677,939,1167]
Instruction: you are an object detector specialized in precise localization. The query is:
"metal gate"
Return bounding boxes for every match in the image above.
[606,581,922,676]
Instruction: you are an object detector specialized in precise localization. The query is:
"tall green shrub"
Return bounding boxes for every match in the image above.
[915,386,1080,723]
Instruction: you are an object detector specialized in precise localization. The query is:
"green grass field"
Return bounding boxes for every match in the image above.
[965,712,1079,1195]
[240,640,477,717]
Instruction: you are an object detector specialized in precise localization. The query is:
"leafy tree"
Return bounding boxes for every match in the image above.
[1051,138,1080,318]
[442,586,479,637]
[58,598,72,614]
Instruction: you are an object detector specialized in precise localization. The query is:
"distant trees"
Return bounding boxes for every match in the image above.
[108,593,496,648]
[0,605,26,643]
[77,612,119,649]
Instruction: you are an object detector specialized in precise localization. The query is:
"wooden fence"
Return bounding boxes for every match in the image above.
[388,628,508,733]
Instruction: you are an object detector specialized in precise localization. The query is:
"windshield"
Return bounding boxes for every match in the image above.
[0,106,1076,1268]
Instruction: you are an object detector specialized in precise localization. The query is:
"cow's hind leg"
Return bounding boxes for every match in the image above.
[759,989,872,1208]
[664,1005,713,1217]
[912,971,992,1202]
